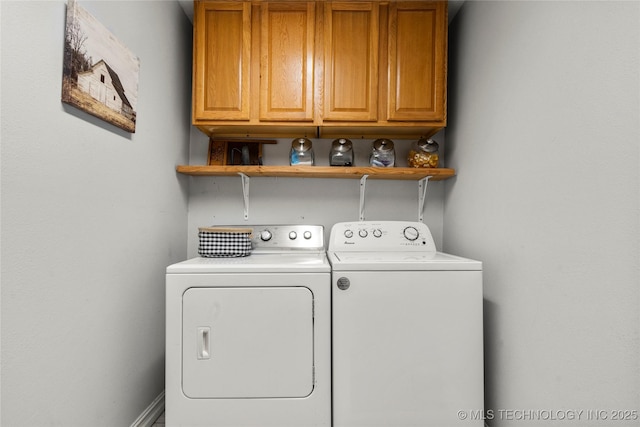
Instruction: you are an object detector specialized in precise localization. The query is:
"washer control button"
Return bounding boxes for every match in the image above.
[344,229,354,238]
[303,231,312,240]
[359,229,368,238]
[289,231,298,240]
[373,229,382,238]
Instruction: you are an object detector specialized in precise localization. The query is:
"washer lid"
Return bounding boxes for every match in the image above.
[167,253,330,274]
[328,251,482,271]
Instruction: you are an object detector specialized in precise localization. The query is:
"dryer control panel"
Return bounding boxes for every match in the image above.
[243,224,325,252]
[329,221,436,252]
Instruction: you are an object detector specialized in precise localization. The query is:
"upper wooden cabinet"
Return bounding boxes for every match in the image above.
[192,1,447,138]
[387,1,447,122]
[260,2,316,122]
[323,2,379,122]
[193,1,317,131]
[193,2,251,121]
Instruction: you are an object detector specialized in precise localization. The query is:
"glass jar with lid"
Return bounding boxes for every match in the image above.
[330,138,354,166]
[290,137,315,166]
[408,137,439,168]
[370,138,395,167]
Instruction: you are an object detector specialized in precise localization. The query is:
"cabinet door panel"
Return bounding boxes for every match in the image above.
[260,2,315,122]
[324,2,379,122]
[193,2,251,121]
[387,2,446,122]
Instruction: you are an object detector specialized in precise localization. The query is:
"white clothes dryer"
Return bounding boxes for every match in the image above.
[328,221,484,427]
[166,225,331,427]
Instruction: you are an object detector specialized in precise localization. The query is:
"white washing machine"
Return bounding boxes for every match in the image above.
[328,221,484,427]
[166,225,331,427]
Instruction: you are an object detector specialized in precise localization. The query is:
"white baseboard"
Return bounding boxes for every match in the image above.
[130,390,165,427]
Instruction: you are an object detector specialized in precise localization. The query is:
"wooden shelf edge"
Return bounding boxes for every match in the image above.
[176,165,455,181]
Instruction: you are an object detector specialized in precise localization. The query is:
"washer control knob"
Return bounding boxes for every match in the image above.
[403,226,419,241]
[344,229,354,238]
[303,231,312,240]
[289,231,297,240]
[373,229,382,238]
[260,230,272,241]
[337,277,350,290]
[359,229,368,238]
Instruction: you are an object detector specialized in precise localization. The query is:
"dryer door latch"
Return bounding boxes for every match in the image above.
[197,327,211,360]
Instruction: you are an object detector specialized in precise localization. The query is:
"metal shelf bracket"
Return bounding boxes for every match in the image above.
[238,173,250,220]
[359,174,369,221]
[418,176,431,222]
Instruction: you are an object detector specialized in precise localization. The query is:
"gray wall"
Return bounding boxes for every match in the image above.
[1,1,192,425]
[446,1,639,425]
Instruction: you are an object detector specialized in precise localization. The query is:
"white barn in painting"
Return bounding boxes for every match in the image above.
[77,59,135,121]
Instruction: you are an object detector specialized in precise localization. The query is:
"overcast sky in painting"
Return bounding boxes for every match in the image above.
[68,0,140,110]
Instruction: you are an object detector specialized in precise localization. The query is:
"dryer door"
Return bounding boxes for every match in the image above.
[182,287,314,399]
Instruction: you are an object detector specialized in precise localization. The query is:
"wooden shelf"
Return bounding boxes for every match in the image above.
[176,165,455,181]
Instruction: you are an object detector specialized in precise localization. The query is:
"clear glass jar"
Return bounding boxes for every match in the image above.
[370,138,395,167]
[408,138,439,168]
[290,137,315,166]
[330,138,354,166]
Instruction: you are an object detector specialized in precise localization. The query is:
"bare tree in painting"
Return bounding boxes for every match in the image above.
[63,8,91,82]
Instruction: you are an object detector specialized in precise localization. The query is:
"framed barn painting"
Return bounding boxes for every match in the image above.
[61,0,140,133]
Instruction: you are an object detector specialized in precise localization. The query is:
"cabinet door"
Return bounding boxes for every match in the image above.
[260,2,315,122]
[387,1,447,122]
[323,2,379,122]
[193,2,251,121]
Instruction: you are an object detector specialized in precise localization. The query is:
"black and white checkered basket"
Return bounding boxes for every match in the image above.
[198,227,253,258]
